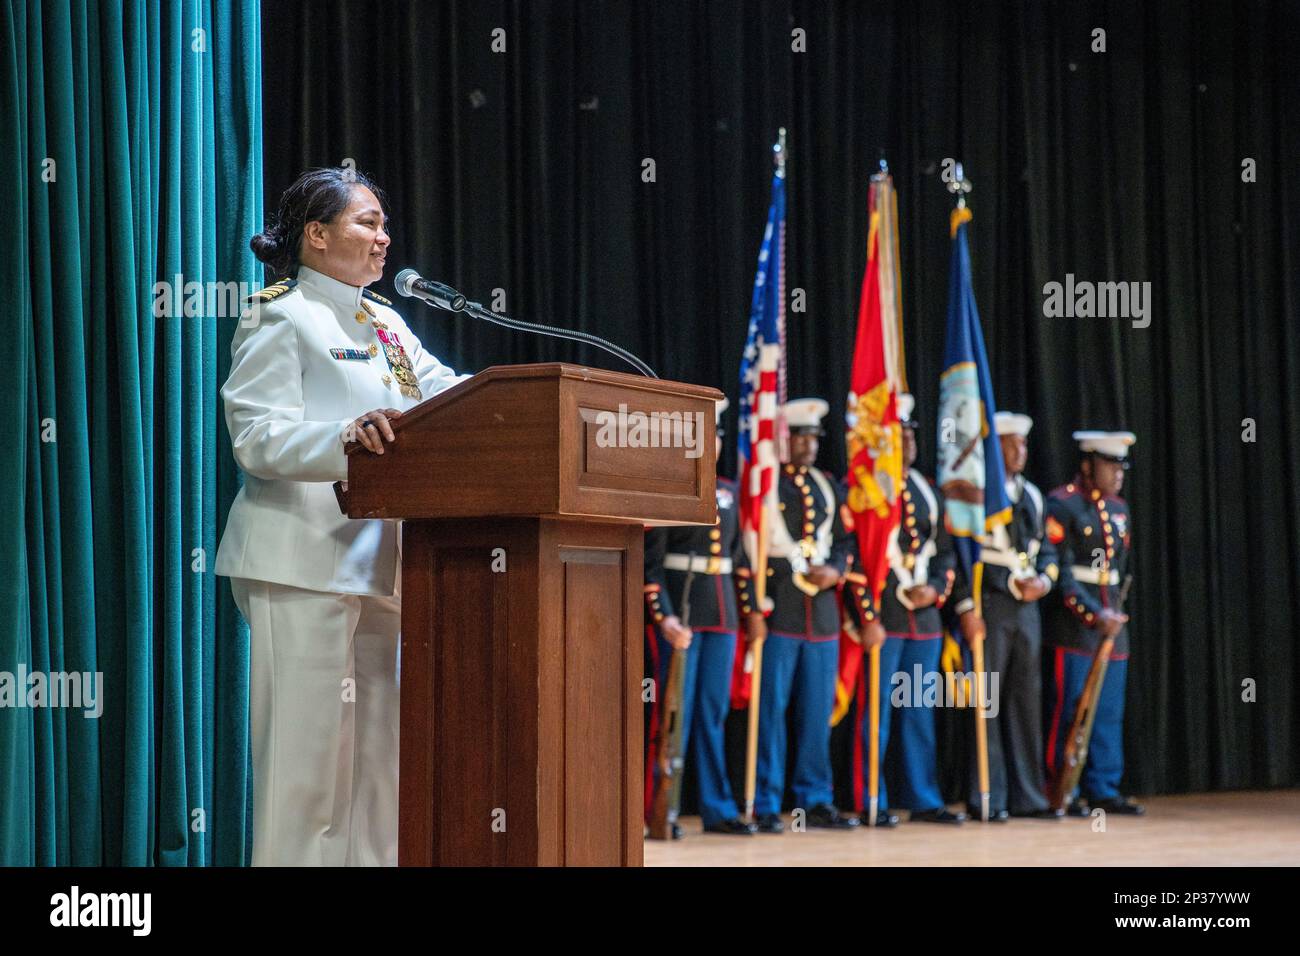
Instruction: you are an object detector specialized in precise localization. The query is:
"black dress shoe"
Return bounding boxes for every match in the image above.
[909,807,966,825]
[703,818,757,836]
[967,805,1010,822]
[671,822,684,840]
[869,810,900,828]
[755,813,784,833]
[1011,807,1065,820]
[1066,799,1090,817]
[807,803,860,829]
[1091,797,1146,816]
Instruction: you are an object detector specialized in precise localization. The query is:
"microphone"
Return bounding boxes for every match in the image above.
[394,268,657,378]
[394,269,467,312]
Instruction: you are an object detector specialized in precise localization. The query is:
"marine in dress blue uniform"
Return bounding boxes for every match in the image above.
[950,412,1062,820]
[644,399,759,837]
[754,399,865,833]
[1042,430,1144,815]
[864,394,963,825]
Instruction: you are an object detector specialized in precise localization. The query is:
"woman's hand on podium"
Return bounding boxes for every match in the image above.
[345,408,403,455]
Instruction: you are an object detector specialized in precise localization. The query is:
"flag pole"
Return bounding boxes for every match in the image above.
[742,128,787,824]
[971,563,990,822]
[744,498,766,822]
[867,642,881,826]
[862,151,892,829]
[947,161,989,822]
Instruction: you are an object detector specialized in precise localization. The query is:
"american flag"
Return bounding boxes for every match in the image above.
[737,168,786,582]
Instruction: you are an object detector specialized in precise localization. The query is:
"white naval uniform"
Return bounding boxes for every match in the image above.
[215,265,469,866]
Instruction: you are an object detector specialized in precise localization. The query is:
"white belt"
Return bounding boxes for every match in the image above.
[768,530,830,565]
[1072,565,1119,585]
[980,547,1033,572]
[664,554,732,574]
[890,538,936,588]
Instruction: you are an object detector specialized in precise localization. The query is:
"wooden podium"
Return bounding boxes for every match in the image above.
[341,363,721,866]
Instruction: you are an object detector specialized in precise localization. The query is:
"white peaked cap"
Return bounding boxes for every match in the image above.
[715,396,730,423]
[995,412,1033,437]
[1073,430,1137,459]
[783,397,830,431]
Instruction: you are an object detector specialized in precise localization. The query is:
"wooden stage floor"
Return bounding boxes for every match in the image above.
[644,790,1300,866]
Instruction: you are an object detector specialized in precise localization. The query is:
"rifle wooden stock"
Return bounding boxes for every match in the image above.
[1048,634,1114,811]
[647,646,688,839]
[648,563,697,840]
[1049,574,1132,811]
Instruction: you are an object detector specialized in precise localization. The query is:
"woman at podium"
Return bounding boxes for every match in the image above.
[215,167,470,865]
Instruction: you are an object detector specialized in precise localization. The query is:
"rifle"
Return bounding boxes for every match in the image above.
[647,560,696,839]
[1048,573,1134,811]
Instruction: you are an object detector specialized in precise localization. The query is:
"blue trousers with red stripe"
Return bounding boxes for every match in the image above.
[691,631,743,825]
[755,633,838,815]
[652,628,743,826]
[1044,647,1128,801]
[863,633,946,811]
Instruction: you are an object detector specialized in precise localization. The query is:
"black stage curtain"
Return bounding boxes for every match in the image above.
[260,0,1300,795]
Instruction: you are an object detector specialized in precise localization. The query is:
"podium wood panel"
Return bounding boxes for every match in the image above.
[345,364,718,868]
[399,517,643,866]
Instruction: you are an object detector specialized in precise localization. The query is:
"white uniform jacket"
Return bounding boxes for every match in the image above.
[215,265,470,595]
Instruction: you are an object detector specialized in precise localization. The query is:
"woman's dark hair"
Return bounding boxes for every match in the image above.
[250,167,388,278]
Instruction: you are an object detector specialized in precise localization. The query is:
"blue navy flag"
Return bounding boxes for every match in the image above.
[936,205,1011,581]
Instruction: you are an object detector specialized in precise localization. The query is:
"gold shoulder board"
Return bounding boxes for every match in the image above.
[246,278,298,303]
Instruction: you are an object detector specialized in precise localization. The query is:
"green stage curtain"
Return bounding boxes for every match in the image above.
[0,0,262,866]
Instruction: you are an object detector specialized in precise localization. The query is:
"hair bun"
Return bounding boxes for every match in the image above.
[249,230,283,265]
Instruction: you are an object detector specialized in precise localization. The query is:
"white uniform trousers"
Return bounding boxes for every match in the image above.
[231,578,401,866]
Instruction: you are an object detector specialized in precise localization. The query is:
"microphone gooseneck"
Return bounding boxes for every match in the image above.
[394,269,657,378]
[460,301,658,379]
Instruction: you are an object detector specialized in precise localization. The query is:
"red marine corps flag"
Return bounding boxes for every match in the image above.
[835,161,907,818]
